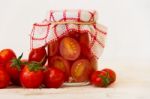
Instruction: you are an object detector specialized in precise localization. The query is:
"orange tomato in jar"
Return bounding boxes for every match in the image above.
[59,37,81,61]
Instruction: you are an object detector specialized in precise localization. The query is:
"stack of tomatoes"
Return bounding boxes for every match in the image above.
[0,48,65,88]
[47,31,98,83]
[47,31,116,87]
[0,32,116,88]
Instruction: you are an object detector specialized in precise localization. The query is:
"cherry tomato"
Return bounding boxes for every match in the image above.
[102,68,116,83]
[79,32,89,46]
[79,32,93,59]
[48,40,59,56]
[43,67,65,88]
[0,49,16,64]
[91,70,110,87]
[5,62,20,85]
[59,37,81,61]
[5,54,24,85]
[20,63,43,88]
[29,47,47,65]
[71,59,91,82]
[0,68,10,88]
[49,56,70,81]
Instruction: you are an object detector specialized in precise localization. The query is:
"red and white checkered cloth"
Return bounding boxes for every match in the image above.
[30,10,107,58]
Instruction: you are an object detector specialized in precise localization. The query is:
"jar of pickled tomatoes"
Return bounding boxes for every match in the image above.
[30,10,107,86]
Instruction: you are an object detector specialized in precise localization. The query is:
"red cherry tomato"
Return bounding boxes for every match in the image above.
[0,68,10,88]
[79,32,93,59]
[5,62,20,85]
[49,56,70,81]
[79,32,89,46]
[48,40,59,56]
[29,47,47,65]
[102,68,116,83]
[20,64,43,88]
[0,49,16,64]
[91,70,111,87]
[43,67,65,88]
[5,53,26,85]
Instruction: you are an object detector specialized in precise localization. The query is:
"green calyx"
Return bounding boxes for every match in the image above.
[99,72,110,87]
[11,53,23,71]
[28,61,44,71]
[27,54,47,72]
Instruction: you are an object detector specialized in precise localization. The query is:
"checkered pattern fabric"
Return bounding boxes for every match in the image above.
[30,10,107,58]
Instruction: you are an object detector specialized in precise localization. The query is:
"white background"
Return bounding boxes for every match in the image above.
[0,0,150,65]
[0,0,150,98]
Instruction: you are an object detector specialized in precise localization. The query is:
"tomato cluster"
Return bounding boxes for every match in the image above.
[0,31,116,89]
[0,48,65,88]
[48,31,96,83]
[90,68,116,87]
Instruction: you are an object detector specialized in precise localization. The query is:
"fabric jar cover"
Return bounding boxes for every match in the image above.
[30,10,107,58]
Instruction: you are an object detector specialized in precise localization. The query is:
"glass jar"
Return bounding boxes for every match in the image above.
[47,30,98,85]
[30,10,106,86]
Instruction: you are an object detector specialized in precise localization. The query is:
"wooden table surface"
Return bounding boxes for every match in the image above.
[0,63,150,99]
